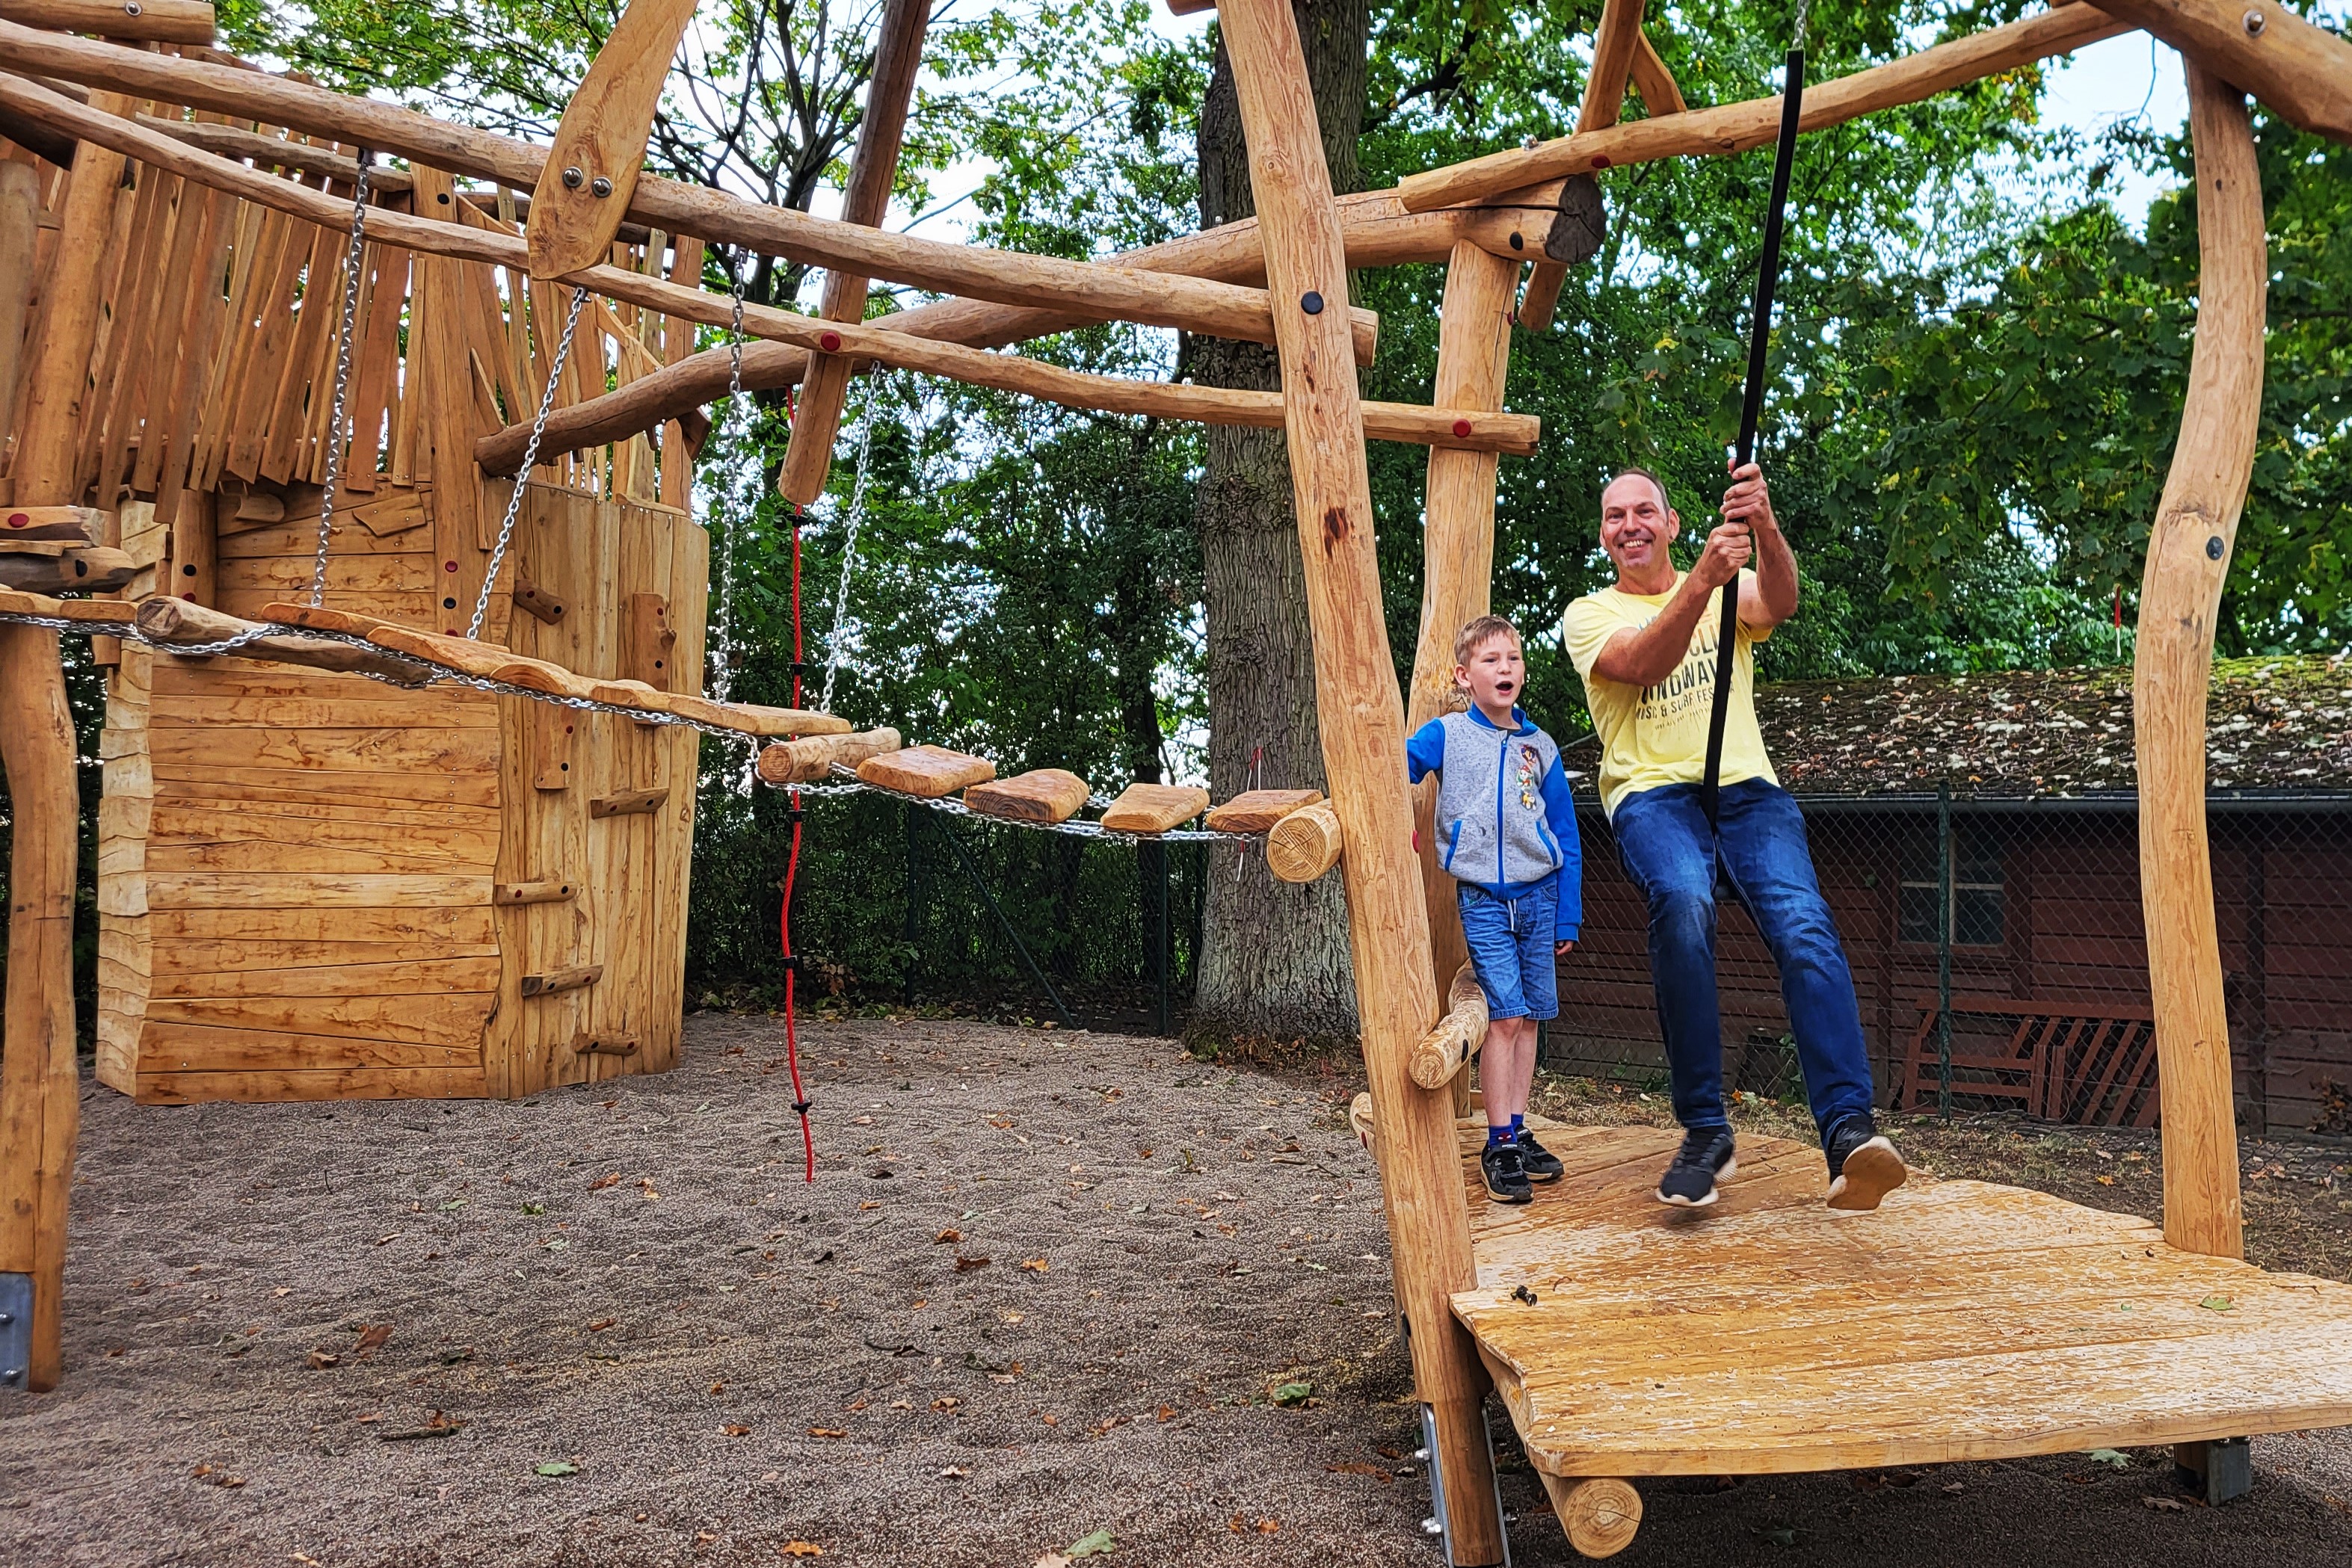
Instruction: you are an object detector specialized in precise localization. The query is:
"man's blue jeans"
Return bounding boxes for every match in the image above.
[1611,779,1875,1140]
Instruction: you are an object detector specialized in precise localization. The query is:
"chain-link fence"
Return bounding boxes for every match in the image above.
[687,785,1210,1031]
[1545,789,2352,1140]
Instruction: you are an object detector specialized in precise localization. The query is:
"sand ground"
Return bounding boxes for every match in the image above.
[2,1013,2348,1568]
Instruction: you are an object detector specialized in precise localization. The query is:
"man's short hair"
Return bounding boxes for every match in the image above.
[1453,614,1521,667]
[1607,466,1675,517]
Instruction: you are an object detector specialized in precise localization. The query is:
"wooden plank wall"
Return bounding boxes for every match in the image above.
[23,132,715,1104]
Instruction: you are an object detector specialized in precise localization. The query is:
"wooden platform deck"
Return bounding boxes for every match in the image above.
[1455,1123,2352,1478]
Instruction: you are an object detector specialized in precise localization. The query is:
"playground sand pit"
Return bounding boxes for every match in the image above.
[0,1015,2345,1567]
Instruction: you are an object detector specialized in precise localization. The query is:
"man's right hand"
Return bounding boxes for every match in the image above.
[1691,520,1753,590]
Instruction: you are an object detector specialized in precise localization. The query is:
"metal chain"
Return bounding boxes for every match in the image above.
[310,150,374,606]
[468,285,590,640]
[709,283,748,700]
[818,374,881,712]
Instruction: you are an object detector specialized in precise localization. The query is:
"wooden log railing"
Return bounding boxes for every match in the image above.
[0,0,214,44]
[1409,963,1491,1090]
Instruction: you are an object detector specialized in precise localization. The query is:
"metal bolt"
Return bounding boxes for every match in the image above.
[0,1312,13,1325]
[125,2,141,16]
[590,176,613,199]
[2243,8,2265,34]
[1421,1516,1443,1537]
[561,166,585,191]
[2207,534,2226,561]
[1300,290,1324,315]
[1,1369,19,1386]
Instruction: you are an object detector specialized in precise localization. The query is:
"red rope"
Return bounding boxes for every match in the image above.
[776,390,816,1184]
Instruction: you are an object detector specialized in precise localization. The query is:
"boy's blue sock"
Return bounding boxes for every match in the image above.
[1509,1113,1525,1139]
[1485,1123,1510,1149]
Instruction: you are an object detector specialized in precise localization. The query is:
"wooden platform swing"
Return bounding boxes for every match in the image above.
[3,1,2352,1561]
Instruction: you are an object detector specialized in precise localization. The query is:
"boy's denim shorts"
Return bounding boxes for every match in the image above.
[1457,879,1560,1022]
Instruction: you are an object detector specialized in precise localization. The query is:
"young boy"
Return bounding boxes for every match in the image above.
[1406,615,1583,1204]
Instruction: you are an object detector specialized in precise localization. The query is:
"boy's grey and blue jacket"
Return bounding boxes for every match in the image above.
[1406,706,1583,941]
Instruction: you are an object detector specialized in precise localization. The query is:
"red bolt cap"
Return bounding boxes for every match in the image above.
[444,561,458,572]
[819,331,843,353]
[1453,419,1474,439]
[6,512,27,528]
[1592,155,1612,170]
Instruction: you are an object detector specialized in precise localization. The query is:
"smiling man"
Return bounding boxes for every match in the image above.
[1560,463,1906,1212]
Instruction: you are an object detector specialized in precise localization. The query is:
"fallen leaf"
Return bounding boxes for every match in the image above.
[353,1324,392,1354]
[1255,1519,1280,1535]
[2199,1295,2235,1312]
[939,1465,970,1478]
[2087,1448,2133,1469]
[1155,1405,1175,1423]
[1270,1381,1313,1407]
[2096,1175,2117,1186]
[724,1425,752,1437]
[535,1462,579,1478]
[711,1381,726,1395]
[808,1427,846,1439]
[1065,1529,1115,1558]
[935,1228,963,1244]
[589,1173,622,1191]
[955,1255,991,1272]
[372,1234,401,1247]
[1326,1462,1392,1485]
[306,1350,340,1369]
[780,1543,825,1558]
[588,1318,616,1333]
[1942,1481,1965,1496]
[1040,1414,1059,1427]
[2143,1495,2187,1512]
[932,1398,961,1413]
[1019,1258,1050,1274]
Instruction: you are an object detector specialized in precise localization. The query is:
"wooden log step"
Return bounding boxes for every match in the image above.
[0,504,106,543]
[1204,787,1323,833]
[493,879,576,906]
[520,963,602,998]
[1267,800,1343,883]
[1099,783,1210,835]
[857,744,995,798]
[964,768,1091,824]
[511,574,567,625]
[588,787,667,819]
[571,1033,638,1058]
[759,726,901,785]
[1539,1475,1643,1560]
[1409,962,1489,1089]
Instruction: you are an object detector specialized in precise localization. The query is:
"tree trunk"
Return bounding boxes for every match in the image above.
[1189,0,1367,1043]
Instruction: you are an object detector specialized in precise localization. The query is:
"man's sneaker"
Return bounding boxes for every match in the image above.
[1481,1140,1533,1205]
[1515,1128,1564,1183]
[1825,1114,1907,1212]
[1656,1127,1737,1208]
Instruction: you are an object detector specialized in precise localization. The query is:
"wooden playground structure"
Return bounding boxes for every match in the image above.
[2,0,2352,1558]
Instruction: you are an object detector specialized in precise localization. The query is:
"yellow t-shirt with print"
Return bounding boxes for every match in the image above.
[1560,569,1777,818]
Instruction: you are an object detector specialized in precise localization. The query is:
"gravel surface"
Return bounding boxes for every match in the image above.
[3,1014,2348,1567]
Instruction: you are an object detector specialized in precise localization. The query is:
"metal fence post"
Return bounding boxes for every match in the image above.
[1937,780,1954,1120]
[904,800,922,1005]
[1152,841,1171,1036]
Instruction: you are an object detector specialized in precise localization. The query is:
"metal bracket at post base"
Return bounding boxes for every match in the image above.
[1419,1401,1512,1568]
[2175,1436,2253,1504]
[0,1273,31,1391]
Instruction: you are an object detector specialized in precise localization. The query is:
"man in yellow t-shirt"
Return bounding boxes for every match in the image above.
[1561,463,1904,1214]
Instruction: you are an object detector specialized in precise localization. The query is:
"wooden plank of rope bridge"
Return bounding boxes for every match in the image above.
[1098,783,1209,835]
[1518,0,1650,334]
[2137,68,2263,1264]
[778,0,929,504]
[757,726,902,785]
[135,597,434,684]
[0,0,214,43]
[2093,0,2352,144]
[964,769,1092,825]
[524,0,698,279]
[1409,962,1488,1089]
[1201,787,1321,833]
[1394,4,2132,214]
[1265,801,1342,883]
[0,90,129,1391]
[858,745,997,798]
[1213,0,1502,1560]
[1406,241,1516,1113]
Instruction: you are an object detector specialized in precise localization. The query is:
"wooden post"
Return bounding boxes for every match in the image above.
[1214,1,1503,1561]
[0,92,129,1393]
[775,0,930,504]
[1518,0,1648,333]
[2135,67,2265,1263]
[1406,241,1518,1115]
[0,157,39,449]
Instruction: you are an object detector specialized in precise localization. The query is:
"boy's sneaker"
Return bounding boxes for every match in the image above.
[1480,1140,1533,1205]
[1825,1114,1906,1212]
[1515,1128,1564,1183]
[1655,1127,1737,1208]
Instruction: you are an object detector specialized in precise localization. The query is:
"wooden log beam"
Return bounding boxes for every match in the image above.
[1216,0,1502,1561]
[0,543,135,591]
[0,584,135,623]
[0,88,126,1393]
[0,72,1470,460]
[1396,4,2134,214]
[0,159,39,450]
[135,113,416,191]
[0,0,212,45]
[133,596,435,685]
[526,0,698,278]
[758,726,903,785]
[0,25,1380,364]
[1628,31,1687,117]
[778,0,929,504]
[2093,0,2352,145]
[1519,0,1650,334]
[1,504,107,543]
[2137,67,2263,1262]
[1537,1474,1644,1559]
[1409,963,1490,1090]
[1266,800,1343,883]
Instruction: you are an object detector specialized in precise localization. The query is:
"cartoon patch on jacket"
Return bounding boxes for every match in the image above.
[1516,742,1541,809]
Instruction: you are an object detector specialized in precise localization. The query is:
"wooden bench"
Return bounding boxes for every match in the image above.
[1899,993,2160,1126]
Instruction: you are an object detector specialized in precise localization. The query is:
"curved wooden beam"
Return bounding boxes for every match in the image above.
[2093,0,2352,145]
[2137,66,2265,1262]
[1395,4,2131,214]
[526,0,698,278]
